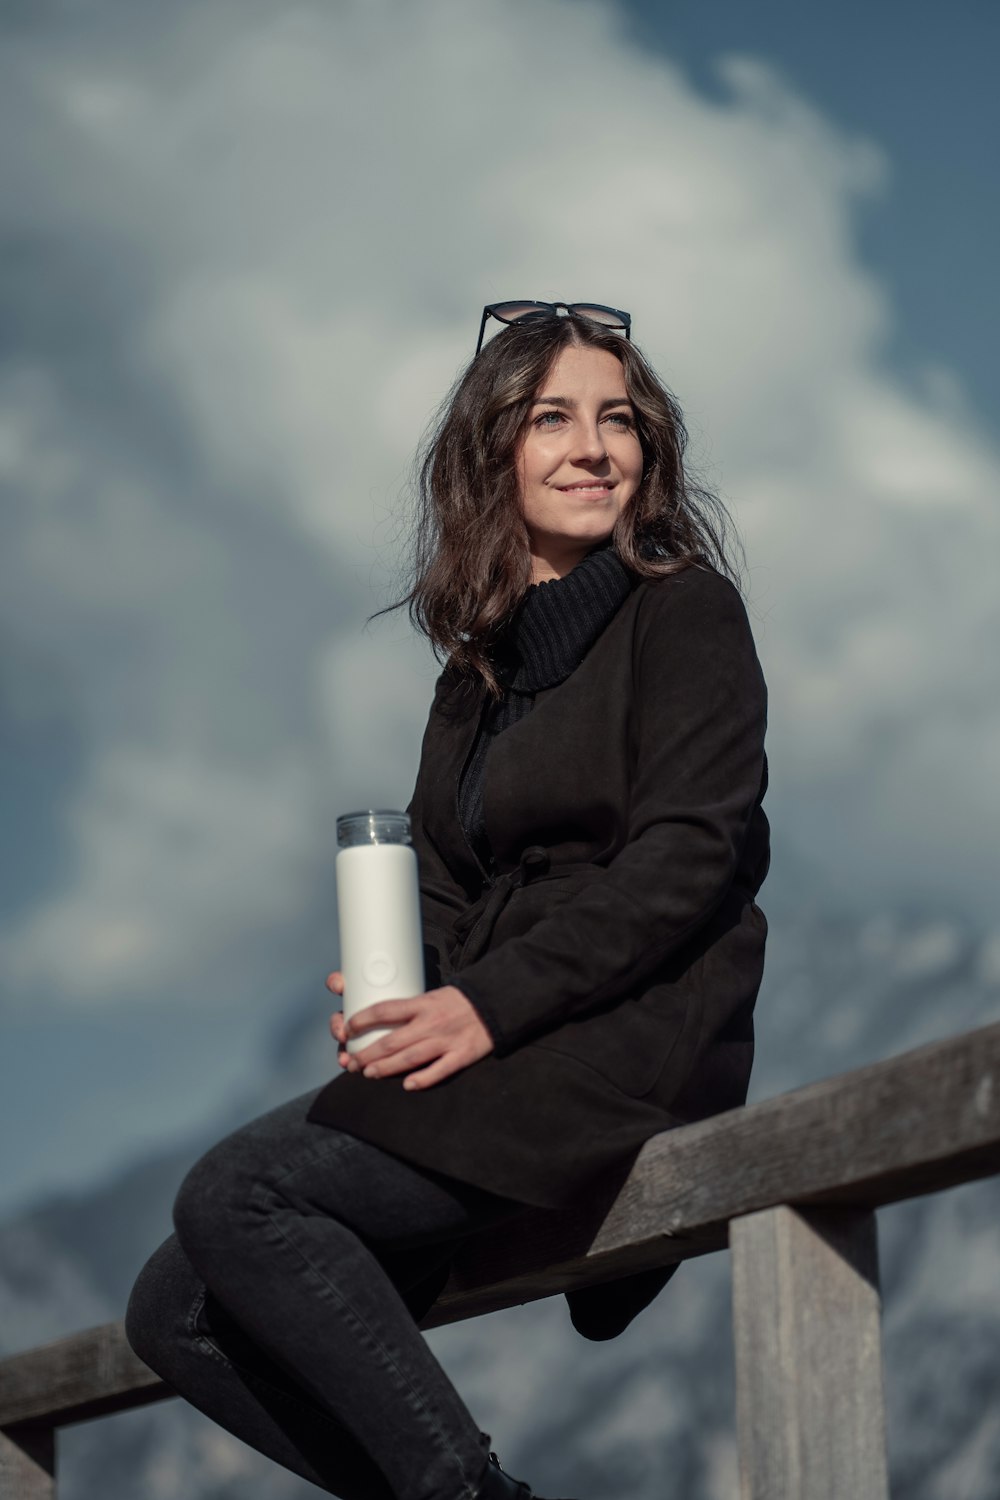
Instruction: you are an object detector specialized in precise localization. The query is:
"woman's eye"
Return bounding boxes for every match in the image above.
[532,410,633,431]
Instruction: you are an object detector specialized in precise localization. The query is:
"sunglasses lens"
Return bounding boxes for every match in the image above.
[490,301,550,325]
[477,301,630,355]
[572,305,628,329]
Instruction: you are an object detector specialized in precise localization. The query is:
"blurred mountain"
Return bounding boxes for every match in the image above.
[4,890,1000,1500]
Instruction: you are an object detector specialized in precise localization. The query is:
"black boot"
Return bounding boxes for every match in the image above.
[477,1450,579,1500]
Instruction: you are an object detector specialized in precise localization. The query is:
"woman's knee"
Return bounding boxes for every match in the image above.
[124,1233,199,1373]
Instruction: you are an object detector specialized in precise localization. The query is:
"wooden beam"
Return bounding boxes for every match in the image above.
[731,1206,888,1500]
[0,1424,55,1499]
[424,1016,1000,1325]
[0,1323,166,1429]
[623,1017,1000,1238]
[4,1019,1000,1420]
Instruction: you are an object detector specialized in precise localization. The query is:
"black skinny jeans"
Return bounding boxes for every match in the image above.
[125,1087,536,1500]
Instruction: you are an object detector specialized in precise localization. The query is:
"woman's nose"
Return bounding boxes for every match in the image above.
[571,422,608,462]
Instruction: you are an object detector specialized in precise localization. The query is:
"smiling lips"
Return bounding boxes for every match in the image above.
[556,481,614,494]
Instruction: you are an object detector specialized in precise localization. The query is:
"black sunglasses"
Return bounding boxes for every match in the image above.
[475,301,632,356]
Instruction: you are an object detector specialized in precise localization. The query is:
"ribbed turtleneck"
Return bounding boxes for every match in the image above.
[457,542,637,873]
[505,542,637,690]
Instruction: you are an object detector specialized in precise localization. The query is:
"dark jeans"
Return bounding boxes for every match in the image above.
[125,1087,536,1500]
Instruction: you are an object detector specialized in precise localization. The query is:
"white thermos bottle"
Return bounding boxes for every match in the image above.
[335,809,425,1057]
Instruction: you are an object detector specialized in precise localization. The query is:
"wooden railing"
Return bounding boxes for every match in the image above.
[4,1019,1000,1499]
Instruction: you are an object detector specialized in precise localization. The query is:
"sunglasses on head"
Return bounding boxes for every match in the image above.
[475,301,632,356]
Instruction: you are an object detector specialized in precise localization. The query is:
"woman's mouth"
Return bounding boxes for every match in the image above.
[556,482,614,496]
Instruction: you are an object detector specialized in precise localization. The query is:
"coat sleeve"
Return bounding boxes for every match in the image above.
[448,569,768,1057]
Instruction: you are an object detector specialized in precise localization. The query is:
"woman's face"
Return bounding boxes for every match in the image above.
[515,344,644,582]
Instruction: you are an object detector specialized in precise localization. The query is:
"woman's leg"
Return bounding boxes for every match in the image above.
[127,1231,400,1498]
[126,1087,532,1500]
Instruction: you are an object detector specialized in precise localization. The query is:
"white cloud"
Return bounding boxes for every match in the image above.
[315,625,443,817]
[2,741,317,1005]
[3,0,1000,1029]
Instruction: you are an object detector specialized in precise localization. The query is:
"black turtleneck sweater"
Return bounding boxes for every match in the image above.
[457,542,638,875]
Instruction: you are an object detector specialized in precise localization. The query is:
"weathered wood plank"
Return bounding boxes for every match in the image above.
[426,1017,1000,1324]
[5,1018,1000,1421]
[731,1206,888,1500]
[561,1016,1000,1260]
[0,1424,55,1499]
[0,1323,166,1428]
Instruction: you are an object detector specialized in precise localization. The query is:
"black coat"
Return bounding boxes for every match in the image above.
[308,561,770,1338]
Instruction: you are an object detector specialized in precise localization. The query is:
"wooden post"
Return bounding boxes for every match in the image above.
[730,1205,889,1500]
[0,1425,55,1499]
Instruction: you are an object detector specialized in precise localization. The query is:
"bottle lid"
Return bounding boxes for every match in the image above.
[337,809,412,848]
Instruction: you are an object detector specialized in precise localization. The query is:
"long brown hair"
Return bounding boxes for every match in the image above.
[372,312,744,698]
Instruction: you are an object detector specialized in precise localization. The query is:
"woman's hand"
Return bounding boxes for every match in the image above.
[325,972,495,1090]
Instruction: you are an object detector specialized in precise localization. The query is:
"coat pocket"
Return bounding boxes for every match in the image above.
[529,980,696,1099]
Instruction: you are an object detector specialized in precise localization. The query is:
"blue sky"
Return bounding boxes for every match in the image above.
[2,0,998,1220]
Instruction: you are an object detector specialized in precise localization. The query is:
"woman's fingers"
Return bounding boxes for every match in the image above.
[359,1038,443,1081]
[347,1017,416,1070]
[328,991,488,1088]
[400,1054,463,1091]
[328,1007,394,1074]
[329,1010,359,1071]
[325,970,345,994]
[345,997,415,1036]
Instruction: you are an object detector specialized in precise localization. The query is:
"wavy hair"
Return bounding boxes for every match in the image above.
[372,312,745,699]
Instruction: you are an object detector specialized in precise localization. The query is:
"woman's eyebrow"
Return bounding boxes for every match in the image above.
[531,395,634,409]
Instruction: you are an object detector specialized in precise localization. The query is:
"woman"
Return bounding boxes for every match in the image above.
[125,301,770,1500]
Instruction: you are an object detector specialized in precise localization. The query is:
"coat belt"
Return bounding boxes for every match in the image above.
[450,846,551,968]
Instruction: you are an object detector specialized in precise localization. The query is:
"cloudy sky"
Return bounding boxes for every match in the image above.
[2,0,998,1218]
